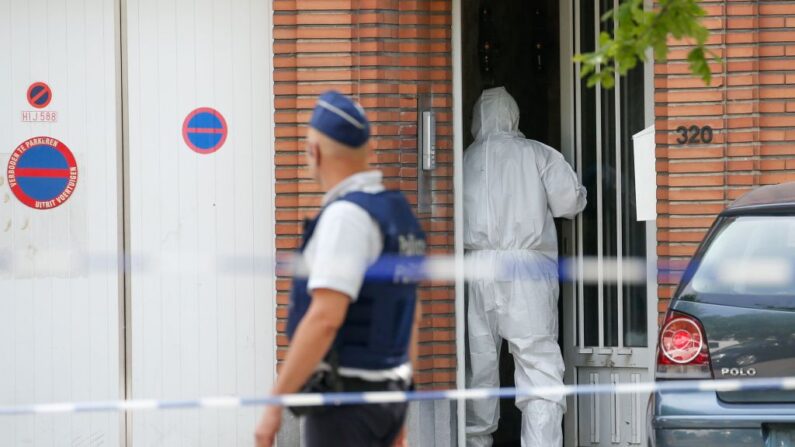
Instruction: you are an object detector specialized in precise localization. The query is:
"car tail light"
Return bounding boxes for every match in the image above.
[656,311,712,379]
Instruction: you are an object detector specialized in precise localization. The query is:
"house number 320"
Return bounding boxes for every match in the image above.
[676,125,713,145]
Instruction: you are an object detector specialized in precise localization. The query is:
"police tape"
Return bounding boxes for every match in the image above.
[2,249,793,286]
[0,250,705,285]
[0,249,650,283]
[2,376,795,416]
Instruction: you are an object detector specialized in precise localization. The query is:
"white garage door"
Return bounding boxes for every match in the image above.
[0,0,275,445]
[124,0,275,444]
[0,0,124,444]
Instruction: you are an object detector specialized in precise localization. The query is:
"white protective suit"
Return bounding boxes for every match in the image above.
[464,87,587,447]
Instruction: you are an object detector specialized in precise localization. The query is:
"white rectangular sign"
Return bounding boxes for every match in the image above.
[632,125,657,221]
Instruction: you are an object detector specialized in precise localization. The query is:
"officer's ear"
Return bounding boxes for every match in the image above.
[310,141,321,167]
[305,140,320,166]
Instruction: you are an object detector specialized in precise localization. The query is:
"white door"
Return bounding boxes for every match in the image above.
[1,0,275,445]
[560,0,657,445]
[0,0,123,444]
[124,0,274,445]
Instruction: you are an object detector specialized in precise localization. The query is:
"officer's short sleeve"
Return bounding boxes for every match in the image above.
[306,201,383,301]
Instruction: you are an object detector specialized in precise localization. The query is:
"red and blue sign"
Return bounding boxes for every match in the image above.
[6,136,78,210]
[27,82,52,109]
[182,107,228,154]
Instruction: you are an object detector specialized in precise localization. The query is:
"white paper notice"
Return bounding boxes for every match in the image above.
[632,125,656,221]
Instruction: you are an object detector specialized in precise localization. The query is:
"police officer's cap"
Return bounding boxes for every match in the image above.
[310,90,370,148]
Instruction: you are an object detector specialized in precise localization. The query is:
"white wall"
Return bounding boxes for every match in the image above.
[0,0,123,444]
[124,0,274,445]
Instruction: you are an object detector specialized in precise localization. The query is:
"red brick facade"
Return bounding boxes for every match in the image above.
[273,0,795,388]
[655,0,795,319]
[272,0,456,389]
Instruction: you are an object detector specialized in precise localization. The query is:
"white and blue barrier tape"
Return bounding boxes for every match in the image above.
[0,250,656,284]
[2,376,794,416]
[3,249,794,287]
[0,249,795,286]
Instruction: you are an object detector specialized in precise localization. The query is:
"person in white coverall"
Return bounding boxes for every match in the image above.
[464,87,587,447]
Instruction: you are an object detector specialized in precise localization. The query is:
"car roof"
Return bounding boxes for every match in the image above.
[723,181,795,215]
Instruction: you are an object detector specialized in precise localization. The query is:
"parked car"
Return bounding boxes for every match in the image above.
[648,182,795,446]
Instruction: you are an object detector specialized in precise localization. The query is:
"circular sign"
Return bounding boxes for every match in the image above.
[27,82,52,109]
[6,136,78,210]
[182,107,228,154]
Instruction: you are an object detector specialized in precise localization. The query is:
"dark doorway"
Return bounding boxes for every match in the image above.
[462,0,560,149]
[461,0,561,445]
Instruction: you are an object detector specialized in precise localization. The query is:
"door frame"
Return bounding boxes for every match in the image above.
[451,0,466,445]
[451,1,658,445]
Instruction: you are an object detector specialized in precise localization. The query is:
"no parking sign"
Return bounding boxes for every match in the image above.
[27,82,52,109]
[182,107,228,154]
[6,136,78,210]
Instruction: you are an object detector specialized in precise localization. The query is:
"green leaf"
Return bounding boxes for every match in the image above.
[575,0,721,89]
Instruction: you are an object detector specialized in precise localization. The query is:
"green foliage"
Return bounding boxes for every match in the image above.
[574,0,720,89]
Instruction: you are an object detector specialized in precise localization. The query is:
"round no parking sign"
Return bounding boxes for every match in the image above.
[182,107,228,154]
[6,136,78,210]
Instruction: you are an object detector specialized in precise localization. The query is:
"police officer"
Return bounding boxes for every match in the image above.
[255,91,425,447]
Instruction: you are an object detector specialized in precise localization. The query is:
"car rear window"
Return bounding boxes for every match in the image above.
[686,215,795,297]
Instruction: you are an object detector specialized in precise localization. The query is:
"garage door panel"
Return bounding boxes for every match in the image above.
[0,0,122,444]
[125,0,273,444]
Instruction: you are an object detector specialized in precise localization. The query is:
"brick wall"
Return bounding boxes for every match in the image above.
[655,0,795,319]
[272,0,456,389]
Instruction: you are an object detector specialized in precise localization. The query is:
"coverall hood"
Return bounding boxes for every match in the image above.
[471,87,522,140]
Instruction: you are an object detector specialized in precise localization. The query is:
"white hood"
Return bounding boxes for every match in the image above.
[471,86,522,140]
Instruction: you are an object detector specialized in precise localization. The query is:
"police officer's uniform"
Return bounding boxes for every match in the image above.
[286,91,425,446]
